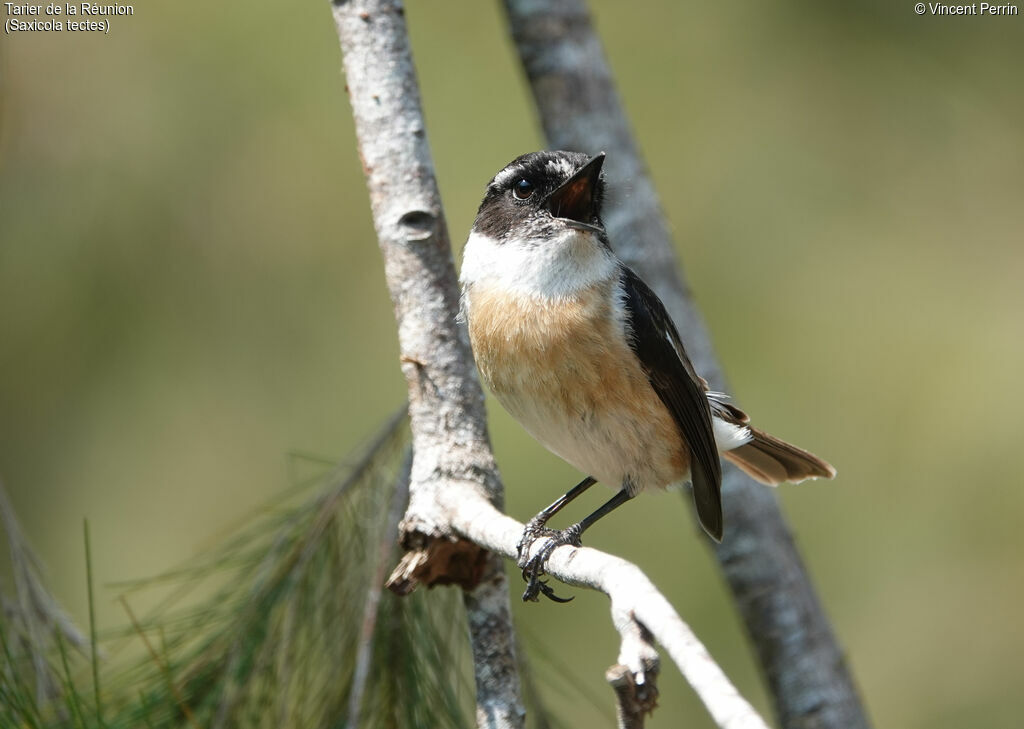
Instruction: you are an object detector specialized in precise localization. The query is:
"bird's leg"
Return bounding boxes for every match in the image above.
[516,476,597,565]
[520,486,635,603]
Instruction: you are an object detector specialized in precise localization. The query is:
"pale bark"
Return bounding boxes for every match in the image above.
[501,2,872,728]
[332,2,524,726]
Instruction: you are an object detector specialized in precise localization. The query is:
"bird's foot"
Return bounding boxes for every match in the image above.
[515,516,553,567]
[516,521,583,603]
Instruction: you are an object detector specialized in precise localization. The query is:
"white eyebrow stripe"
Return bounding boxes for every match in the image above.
[492,165,522,189]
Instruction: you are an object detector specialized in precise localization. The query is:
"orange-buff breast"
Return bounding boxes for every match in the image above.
[466,280,690,493]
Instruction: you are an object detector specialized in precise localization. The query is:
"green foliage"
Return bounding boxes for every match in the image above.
[0,482,92,729]
[1,411,480,729]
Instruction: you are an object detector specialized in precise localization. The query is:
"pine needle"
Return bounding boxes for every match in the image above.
[98,404,473,729]
[83,520,104,727]
[0,477,91,726]
[55,630,88,729]
[118,597,201,729]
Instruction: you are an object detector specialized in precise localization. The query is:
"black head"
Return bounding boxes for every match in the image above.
[472,151,607,242]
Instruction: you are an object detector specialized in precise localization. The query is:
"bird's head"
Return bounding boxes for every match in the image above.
[471,150,607,244]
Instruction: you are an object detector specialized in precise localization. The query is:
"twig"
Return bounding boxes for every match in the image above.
[606,664,657,729]
[501,1,872,727]
[605,618,659,729]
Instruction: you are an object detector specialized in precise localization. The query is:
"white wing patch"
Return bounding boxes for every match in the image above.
[712,416,752,452]
[706,391,752,451]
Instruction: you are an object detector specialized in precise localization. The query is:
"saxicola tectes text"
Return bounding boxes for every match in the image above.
[459,151,835,602]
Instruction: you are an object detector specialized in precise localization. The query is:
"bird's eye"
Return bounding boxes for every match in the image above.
[512,178,535,200]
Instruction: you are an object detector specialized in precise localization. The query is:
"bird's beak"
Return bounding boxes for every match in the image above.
[544,153,605,232]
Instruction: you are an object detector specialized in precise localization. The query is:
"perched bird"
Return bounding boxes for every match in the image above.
[459,151,835,602]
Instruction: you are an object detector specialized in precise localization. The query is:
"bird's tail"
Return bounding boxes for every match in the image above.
[723,426,836,486]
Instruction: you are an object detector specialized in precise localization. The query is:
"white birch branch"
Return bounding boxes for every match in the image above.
[331,2,525,726]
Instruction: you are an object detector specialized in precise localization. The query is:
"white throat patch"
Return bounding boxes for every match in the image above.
[460,229,617,299]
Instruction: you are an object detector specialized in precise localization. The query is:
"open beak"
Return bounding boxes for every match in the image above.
[543,153,605,232]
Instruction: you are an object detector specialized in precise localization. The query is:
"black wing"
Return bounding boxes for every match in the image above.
[620,267,723,541]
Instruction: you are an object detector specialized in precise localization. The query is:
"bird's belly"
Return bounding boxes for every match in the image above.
[466,282,689,492]
[502,389,689,493]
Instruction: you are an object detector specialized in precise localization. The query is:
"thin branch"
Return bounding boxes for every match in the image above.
[330,1,525,726]
[606,664,657,729]
[605,619,659,729]
[500,2,872,728]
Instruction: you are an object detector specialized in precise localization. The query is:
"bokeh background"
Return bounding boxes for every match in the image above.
[2,1,1022,727]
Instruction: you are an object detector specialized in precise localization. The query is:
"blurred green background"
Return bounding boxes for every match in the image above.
[2,1,1022,727]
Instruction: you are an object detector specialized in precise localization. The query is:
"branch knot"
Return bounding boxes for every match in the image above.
[397,209,438,241]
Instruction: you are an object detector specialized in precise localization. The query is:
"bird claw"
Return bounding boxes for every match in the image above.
[529,578,574,603]
[517,523,583,603]
[516,518,554,568]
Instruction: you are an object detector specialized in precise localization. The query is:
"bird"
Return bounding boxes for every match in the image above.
[458,150,836,602]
